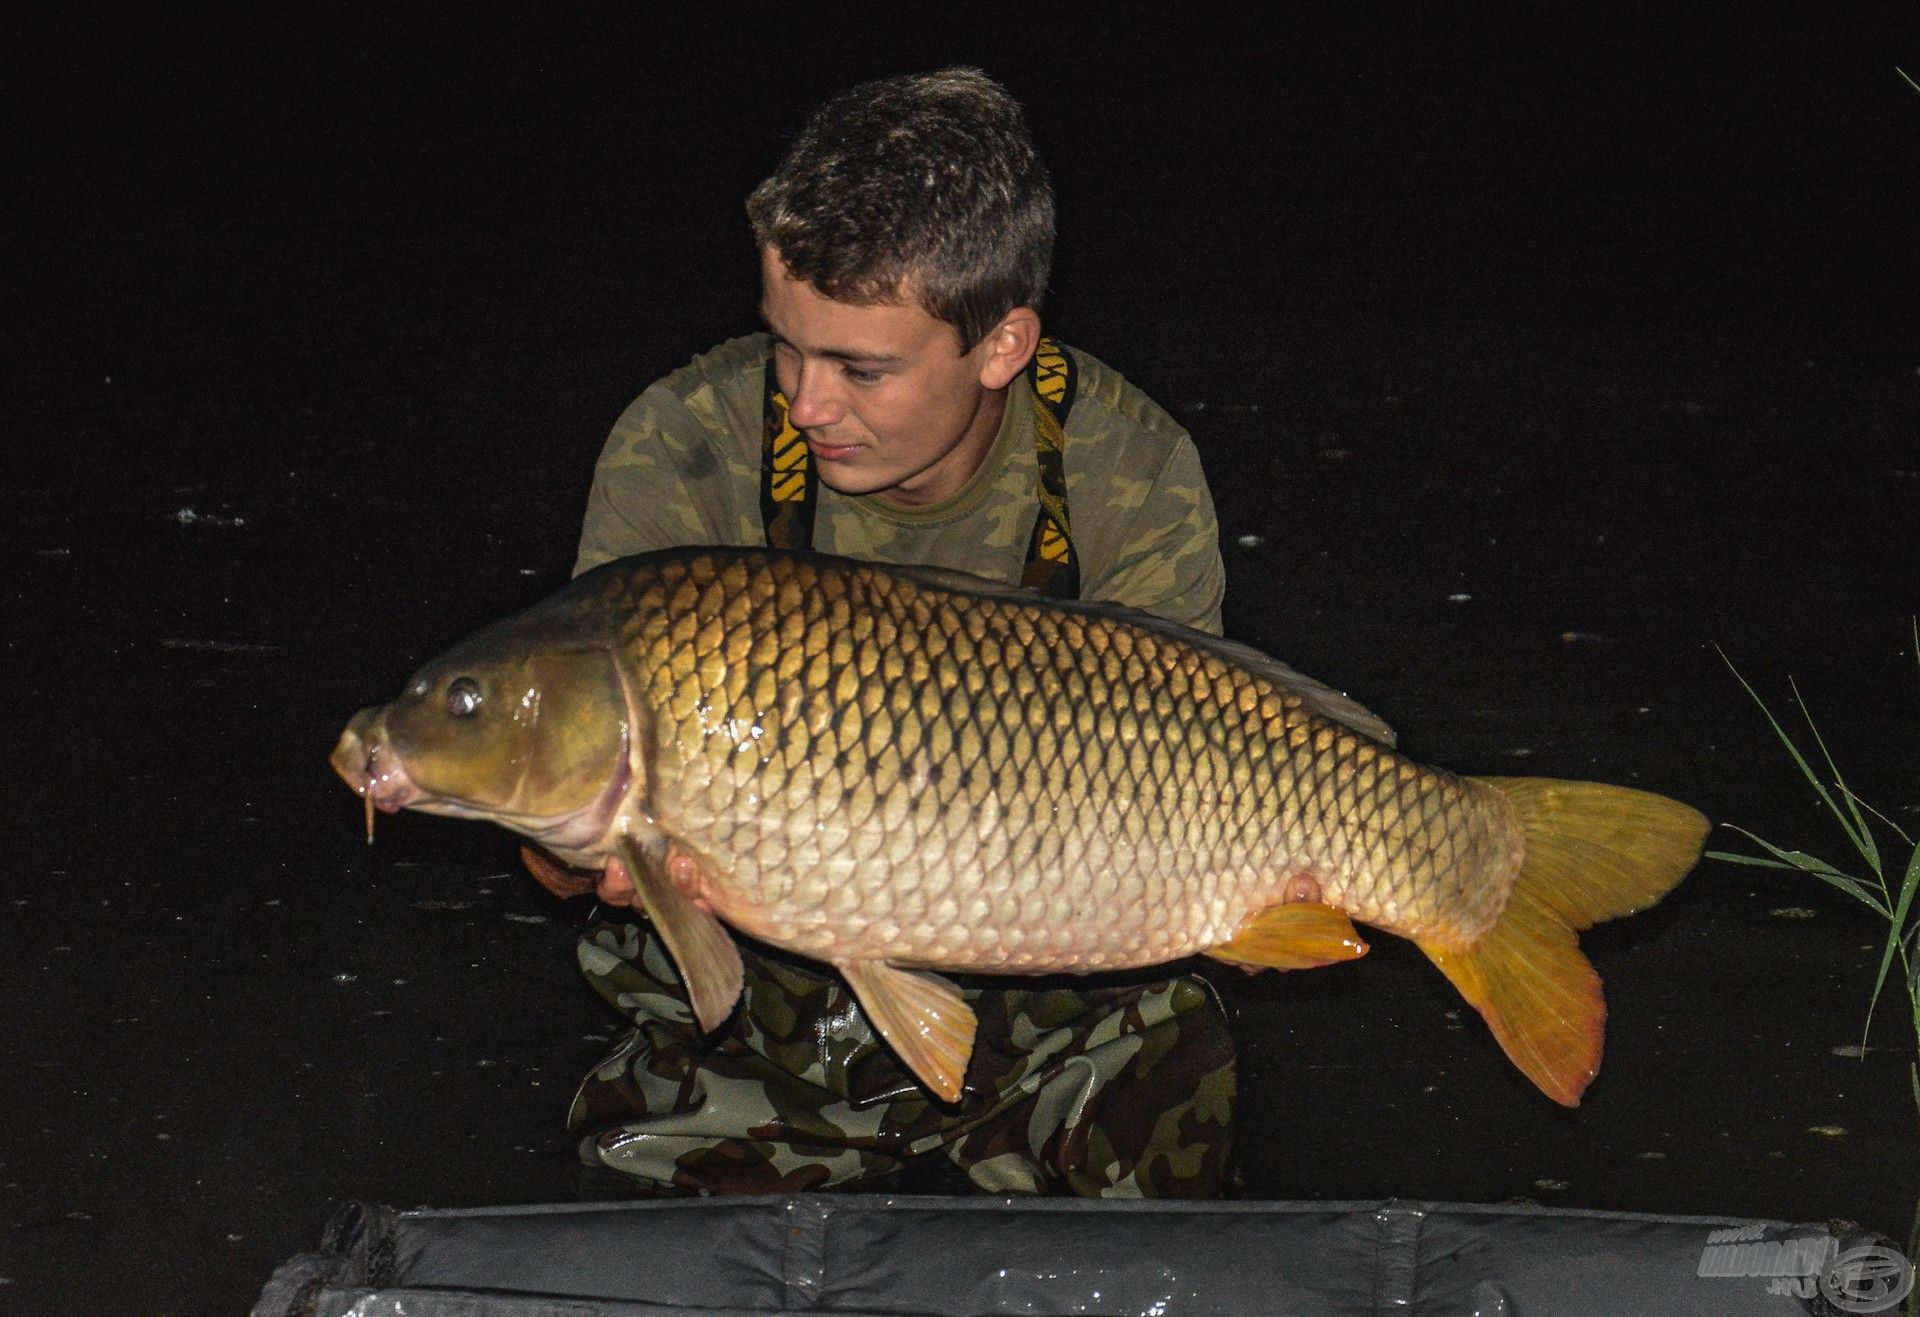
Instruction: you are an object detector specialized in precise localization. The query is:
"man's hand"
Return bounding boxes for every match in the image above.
[520,843,655,909]
[520,844,604,900]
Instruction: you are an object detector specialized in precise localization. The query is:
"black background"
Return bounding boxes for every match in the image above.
[6,7,1918,1312]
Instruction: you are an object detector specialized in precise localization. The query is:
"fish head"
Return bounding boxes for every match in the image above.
[331,626,639,860]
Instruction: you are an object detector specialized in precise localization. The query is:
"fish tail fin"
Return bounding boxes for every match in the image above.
[1418,779,1709,1107]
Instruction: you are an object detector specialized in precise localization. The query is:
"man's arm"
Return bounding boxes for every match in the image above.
[573,384,747,577]
[1081,437,1227,635]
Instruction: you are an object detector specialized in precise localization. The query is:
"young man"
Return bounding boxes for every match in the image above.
[559,68,1234,1198]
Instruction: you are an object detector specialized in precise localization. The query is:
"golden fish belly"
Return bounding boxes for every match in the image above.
[618,552,1520,970]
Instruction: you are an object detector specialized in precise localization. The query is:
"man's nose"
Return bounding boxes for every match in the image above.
[786,360,842,430]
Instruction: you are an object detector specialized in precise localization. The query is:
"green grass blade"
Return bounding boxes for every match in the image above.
[1719,629,1920,1129]
[1716,827,1887,914]
[1716,652,1875,863]
[1716,828,1862,883]
[1874,621,1920,1044]
[1791,676,1881,874]
[1897,842,1920,943]
[1846,787,1915,849]
[1704,849,1797,871]
[1858,762,1920,1049]
[1862,878,1917,1046]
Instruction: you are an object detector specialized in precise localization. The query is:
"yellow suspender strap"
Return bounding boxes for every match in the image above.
[759,339,1078,600]
[1021,337,1079,599]
[759,354,816,551]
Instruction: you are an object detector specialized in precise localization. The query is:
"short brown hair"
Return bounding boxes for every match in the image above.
[746,68,1055,350]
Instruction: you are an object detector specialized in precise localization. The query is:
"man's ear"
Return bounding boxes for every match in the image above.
[975,307,1042,390]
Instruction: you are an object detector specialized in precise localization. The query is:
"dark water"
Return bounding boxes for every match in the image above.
[6,10,1917,1313]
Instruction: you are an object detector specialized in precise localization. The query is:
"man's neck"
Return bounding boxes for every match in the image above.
[873,384,1011,510]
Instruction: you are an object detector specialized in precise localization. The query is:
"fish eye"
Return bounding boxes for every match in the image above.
[446,677,484,718]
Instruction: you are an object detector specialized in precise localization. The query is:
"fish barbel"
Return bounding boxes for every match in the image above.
[331,548,1707,1106]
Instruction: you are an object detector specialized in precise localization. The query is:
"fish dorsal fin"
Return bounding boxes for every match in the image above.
[888,562,1046,601]
[885,563,1395,747]
[1185,636,1396,747]
[616,836,743,1035]
[837,960,977,1104]
[1207,900,1370,971]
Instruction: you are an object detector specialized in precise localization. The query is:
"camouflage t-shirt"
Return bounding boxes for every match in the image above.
[574,334,1225,634]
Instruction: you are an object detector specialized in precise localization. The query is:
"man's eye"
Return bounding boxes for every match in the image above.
[844,366,884,384]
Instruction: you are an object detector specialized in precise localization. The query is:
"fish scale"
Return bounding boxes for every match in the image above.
[333,546,1707,1105]
[616,552,1506,969]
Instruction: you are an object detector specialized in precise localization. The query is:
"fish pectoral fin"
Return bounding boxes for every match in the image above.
[617,836,743,1036]
[1205,901,1370,971]
[838,961,976,1105]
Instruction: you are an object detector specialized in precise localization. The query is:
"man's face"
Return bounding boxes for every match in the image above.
[759,246,1013,508]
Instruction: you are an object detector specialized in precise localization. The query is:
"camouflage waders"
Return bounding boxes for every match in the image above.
[570,915,1236,1197]
[565,338,1234,1197]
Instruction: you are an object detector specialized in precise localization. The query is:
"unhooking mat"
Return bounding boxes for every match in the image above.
[251,1193,1906,1316]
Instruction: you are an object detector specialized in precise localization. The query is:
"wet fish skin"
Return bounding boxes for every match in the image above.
[332,548,1707,1106]
[611,551,1500,968]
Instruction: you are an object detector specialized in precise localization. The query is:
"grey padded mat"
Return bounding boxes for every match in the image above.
[253,1193,1866,1315]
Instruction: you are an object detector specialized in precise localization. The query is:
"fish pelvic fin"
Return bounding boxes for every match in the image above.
[838,961,977,1104]
[1421,778,1709,1107]
[1206,900,1370,971]
[616,836,744,1035]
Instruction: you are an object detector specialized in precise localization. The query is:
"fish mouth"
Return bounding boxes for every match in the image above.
[327,704,634,853]
[330,713,420,813]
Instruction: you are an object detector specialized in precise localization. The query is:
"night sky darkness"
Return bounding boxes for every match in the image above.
[7,9,1919,1313]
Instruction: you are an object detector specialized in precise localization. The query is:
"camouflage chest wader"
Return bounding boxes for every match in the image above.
[568,340,1237,1197]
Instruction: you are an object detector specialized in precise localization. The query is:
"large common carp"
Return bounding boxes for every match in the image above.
[331,548,1707,1107]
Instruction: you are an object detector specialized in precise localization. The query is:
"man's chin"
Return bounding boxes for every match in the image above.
[814,465,899,499]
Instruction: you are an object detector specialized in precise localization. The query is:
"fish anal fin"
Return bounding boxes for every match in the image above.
[1206,900,1369,972]
[838,961,977,1104]
[617,836,743,1035]
[1420,888,1604,1108]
